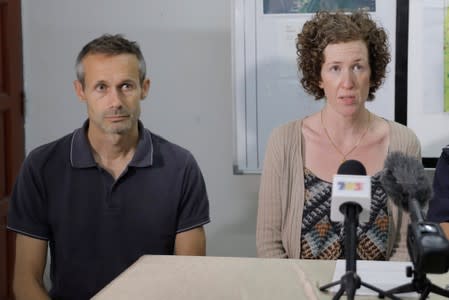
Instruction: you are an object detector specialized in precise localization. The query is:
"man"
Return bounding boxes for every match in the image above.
[427,145,449,238]
[7,34,210,300]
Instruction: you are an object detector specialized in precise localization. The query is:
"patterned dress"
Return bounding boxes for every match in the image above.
[300,168,389,260]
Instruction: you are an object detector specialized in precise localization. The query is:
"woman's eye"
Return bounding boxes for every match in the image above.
[353,64,365,71]
[330,66,340,72]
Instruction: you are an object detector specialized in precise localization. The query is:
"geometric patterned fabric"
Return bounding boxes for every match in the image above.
[300,168,389,260]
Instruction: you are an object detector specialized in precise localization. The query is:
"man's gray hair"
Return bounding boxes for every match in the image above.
[75,34,146,87]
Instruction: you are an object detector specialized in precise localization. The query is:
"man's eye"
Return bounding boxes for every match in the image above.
[96,84,107,91]
[122,83,134,90]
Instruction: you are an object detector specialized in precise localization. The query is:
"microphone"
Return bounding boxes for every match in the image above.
[320,160,394,299]
[381,151,431,224]
[331,160,371,223]
[381,151,449,275]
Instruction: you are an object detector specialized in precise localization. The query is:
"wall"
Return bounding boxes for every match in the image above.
[408,0,449,159]
[21,0,260,258]
[21,0,439,272]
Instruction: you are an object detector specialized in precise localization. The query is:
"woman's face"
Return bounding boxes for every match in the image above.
[319,40,371,116]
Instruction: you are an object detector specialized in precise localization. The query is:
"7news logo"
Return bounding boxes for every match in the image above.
[336,181,364,191]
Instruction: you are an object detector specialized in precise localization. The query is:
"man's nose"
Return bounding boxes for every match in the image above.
[108,88,123,107]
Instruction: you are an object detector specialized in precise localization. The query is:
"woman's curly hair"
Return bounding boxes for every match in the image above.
[296,11,390,101]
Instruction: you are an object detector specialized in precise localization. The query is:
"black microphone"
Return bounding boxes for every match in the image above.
[337,159,367,176]
[333,160,368,279]
[320,160,395,299]
[381,151,449,274]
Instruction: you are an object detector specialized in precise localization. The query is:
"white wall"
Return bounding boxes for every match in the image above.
[22,0,260,257]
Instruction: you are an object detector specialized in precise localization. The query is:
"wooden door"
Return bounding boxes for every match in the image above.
[0,0,25,299]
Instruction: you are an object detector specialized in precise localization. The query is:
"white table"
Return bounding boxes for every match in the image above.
[92,255,449,300]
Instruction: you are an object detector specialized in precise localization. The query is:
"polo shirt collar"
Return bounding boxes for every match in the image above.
[70,120,153,168]
[444,145,449,155]
[130,122,154,167]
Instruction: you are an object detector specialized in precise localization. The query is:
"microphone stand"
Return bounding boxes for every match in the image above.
[384,198,449,299]
[384,257,449,300]
[319,202,401,300]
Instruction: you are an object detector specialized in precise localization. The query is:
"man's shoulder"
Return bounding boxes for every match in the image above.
[442,144,449,153]
[26,131,75,167]
[438,145,449,163]
[146,129,192,158]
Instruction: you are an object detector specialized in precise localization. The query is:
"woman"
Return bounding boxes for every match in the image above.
[256,11,420,260]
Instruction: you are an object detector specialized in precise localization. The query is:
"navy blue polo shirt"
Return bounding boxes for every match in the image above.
[428,146,449,223]
[7,121,210,300]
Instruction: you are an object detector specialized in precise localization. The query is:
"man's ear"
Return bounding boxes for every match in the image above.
[74,80,86,102]
[141,79,151,100]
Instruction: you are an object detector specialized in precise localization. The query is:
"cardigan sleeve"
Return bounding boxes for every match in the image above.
[256,127,288,258]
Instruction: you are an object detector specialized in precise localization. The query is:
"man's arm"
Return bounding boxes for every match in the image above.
[174,226,206,256]
[13,233,50,300]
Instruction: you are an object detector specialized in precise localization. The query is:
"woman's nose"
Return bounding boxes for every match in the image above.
[341,70,355,88]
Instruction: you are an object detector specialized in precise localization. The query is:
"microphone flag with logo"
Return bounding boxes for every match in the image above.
[331,160,371,223]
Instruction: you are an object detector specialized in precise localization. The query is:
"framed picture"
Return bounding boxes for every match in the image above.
[263,0,376,14]
[400,0,449,168]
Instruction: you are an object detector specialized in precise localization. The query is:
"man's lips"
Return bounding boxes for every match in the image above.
[105,115,129,121]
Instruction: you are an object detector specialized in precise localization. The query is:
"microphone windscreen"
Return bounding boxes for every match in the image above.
[337,159,367,176]
[381,152,431,211]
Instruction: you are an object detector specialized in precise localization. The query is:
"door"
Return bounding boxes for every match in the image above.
[0,0,25,299]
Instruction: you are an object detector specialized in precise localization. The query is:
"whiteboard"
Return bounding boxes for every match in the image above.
[232,0,397,173]
[407,0,449,166]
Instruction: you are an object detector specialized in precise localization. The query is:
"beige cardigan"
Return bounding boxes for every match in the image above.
[256,119,421,260]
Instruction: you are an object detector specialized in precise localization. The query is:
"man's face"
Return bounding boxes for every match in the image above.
[74,53,150,135]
